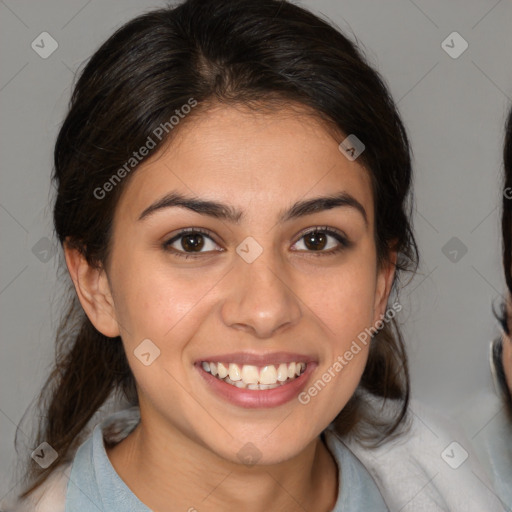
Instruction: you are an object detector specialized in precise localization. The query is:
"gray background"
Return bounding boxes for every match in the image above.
[1,0,512,500]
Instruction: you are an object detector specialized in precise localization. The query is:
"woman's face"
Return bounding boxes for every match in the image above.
[89,104,395,465]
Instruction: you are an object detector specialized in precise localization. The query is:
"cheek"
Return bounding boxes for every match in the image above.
[110,246,222,338]
[110,262,224,409]
[296,258,377,403]
[304,261,378,341]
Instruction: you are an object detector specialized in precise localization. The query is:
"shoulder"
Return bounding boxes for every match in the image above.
[2,407,141,512]
[456,387,512,508]
[1,464,71,512]
[336,398,507,512]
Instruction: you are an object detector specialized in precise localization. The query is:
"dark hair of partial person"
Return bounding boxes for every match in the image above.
[490,333,512,422]
[15,0,418,499]
[493,106,512,419]
[502,107,512,298]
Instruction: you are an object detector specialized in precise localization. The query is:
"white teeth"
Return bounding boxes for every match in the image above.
[260,365,278,385]
[248,383,280,390]
[217,362,228,379]
[228,363,241,381]
[277,363,288,382]
[202,360,307,390]
[241,365,259,384]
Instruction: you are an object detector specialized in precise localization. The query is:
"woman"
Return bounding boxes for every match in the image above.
[2,0,505,510]
[475,108,512,508]
[496,107,512,421]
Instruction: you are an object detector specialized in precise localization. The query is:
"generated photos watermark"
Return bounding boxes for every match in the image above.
[93,98,198,200]
[298,301,402,405]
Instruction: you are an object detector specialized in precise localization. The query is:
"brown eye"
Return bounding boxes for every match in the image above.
[163,228,221,258]
[292,227,351,255]
[304,231,328,251]
[181,233,205,252]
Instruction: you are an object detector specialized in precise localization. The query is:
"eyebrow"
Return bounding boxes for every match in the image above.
[138,191,368,226]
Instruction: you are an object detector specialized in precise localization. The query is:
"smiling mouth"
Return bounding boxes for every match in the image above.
[201,361,307,390]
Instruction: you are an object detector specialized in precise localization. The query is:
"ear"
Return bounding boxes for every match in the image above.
[64,239,120,338]
[373,248,398,323]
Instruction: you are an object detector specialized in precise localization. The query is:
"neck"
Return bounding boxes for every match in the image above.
[107,412,338,511]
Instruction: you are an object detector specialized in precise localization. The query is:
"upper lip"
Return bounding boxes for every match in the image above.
[196,351,316,366]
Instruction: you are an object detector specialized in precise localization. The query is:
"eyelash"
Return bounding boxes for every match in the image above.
[162,226,352,260]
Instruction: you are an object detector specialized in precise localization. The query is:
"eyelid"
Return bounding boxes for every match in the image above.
[165,226,215,241]
[294,225,348,239]
[162,227,222,259]
[292,225,351,248]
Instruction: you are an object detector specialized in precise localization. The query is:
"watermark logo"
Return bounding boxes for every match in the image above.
[441,441,468,469]
[441,32,468,60]
[441,236,467,263]
[32,236,57,263]
[31,32,58,59]
[339,134,365,161]
[236,237,263,264]
[237,442,262,467]
[31,442,58,469]
[134,338,161,366]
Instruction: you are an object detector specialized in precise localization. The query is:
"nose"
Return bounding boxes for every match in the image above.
[220,248,302,339]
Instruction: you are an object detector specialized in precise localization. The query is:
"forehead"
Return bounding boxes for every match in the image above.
[116,103,374,224]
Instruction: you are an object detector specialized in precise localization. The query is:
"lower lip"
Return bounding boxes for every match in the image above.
[196,363,317,409]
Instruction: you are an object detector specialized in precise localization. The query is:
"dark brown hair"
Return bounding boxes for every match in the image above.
[17,0,418,498]
[502,108,512,297]
[495,107,512,419]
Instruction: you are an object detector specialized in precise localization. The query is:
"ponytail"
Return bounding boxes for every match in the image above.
[18,294,136,498]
